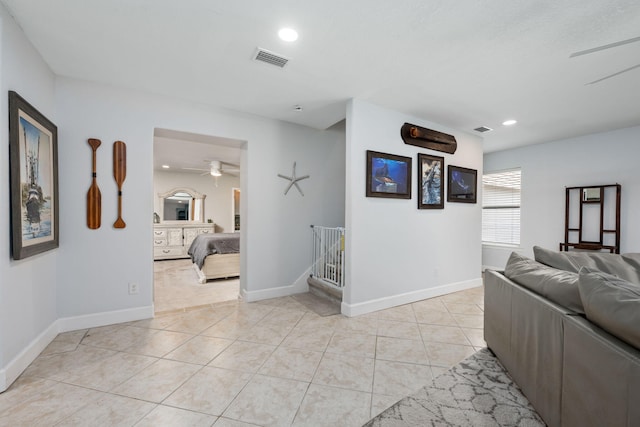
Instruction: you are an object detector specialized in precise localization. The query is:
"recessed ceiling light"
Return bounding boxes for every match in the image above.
[162,164,170,169]
[278,28,298,42]
[502,119,517,126]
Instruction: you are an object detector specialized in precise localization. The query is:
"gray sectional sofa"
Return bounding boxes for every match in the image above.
[484,247,640,427]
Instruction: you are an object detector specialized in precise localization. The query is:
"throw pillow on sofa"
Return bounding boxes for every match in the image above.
[578,267,640,349]
[533,246,640,284]
[504,251,584,314]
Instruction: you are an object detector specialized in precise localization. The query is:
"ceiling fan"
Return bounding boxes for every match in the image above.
[570,35,640,85]
[183,160,240,177]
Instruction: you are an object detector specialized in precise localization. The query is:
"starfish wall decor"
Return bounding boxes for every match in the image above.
[277,162,310,196]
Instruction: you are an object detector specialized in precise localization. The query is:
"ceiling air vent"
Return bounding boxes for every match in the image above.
[253,48,289,68]
[474,126,493,133]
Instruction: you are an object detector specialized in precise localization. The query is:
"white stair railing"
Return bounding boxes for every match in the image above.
[311,225,345,289]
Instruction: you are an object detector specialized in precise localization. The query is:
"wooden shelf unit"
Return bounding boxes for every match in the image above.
[560,184,621,254]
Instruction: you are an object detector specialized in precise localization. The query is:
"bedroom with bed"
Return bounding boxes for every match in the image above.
[152,130,243,313]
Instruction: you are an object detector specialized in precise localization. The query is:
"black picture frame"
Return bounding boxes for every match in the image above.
[417,153,444,209]
[9,91,59,260]
[366,150,412,199]
[447,165,477,203]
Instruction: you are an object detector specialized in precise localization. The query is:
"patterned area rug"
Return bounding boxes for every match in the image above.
[364,348,545,427]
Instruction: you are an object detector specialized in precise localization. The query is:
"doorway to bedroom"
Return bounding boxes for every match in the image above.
[152,128,244,314]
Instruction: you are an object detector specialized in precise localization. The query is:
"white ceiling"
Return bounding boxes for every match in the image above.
[153,128,244,174]
[3,0,640,154]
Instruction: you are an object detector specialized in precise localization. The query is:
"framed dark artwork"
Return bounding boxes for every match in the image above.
[9,91,59,260]
[417,153,444,209]
[447,165,477,203]
[366,150,412,199]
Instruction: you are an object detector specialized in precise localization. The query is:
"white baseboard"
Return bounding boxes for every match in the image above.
[0,305,154,393]
[241,284,298,302]
[57,305,155,332]
[241,268,311,302]
[341,278,483,317]
[0,320,59,393]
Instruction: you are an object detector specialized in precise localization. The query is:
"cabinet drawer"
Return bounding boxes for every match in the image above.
[154,246,184,258]
[153,229,167,238]
[198,228,213,235]
[153,238,167,247]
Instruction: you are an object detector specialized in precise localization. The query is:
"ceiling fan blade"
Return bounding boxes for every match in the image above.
[586,63,640,85]
[570,35,640,58]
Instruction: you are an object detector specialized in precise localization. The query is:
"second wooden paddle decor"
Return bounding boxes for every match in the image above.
[87,138,102,229]
[113,140,127,229]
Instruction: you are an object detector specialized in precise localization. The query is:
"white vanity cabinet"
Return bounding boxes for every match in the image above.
[153,223,215,260]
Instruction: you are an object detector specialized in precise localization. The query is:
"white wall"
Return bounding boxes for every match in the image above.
[318,120,347,228]
[154,170,240,232]
[54,76,346,319]
[0,4,58,390]
[344,99,483,315]
[483,125,640,270]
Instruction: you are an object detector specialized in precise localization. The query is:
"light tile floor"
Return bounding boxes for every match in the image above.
[154,259,239,314]
[0,286,485,426]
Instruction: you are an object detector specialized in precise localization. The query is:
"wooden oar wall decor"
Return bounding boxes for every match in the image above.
[113,140,127,229]
[400,122,458,154]
[87,138,102,229]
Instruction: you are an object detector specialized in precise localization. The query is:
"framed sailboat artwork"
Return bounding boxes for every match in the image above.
[9,91,59,260]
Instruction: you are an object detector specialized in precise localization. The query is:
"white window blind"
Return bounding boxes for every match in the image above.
[482,169,521,245]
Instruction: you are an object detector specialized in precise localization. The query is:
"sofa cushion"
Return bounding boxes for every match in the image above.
[533,246,640,284]
[623,253,640,271]
[578,267,640,349]
[504,251,584,313]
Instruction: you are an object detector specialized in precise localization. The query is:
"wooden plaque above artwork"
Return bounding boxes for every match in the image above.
[400,123,457,154]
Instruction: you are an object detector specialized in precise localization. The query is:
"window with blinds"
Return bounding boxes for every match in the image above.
[482,169,521,245]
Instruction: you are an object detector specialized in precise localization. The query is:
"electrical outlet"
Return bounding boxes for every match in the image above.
[128,282,139,295]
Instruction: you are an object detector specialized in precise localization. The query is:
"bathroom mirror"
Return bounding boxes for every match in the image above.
[158,187,205,223]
